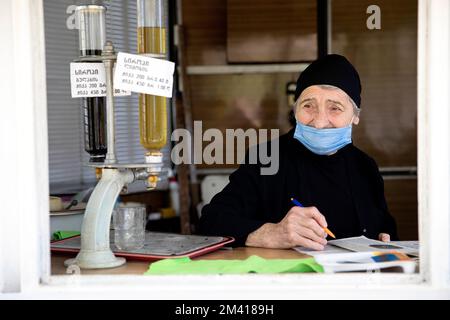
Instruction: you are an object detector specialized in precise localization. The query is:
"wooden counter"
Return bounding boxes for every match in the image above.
[51,247,310,275]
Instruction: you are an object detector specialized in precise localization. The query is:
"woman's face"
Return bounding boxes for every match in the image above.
[295,85,359,128]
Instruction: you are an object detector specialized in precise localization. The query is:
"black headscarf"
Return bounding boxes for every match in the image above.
[294,54,362,108]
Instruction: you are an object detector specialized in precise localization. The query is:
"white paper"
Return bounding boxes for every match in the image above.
[113,52,175,98]
[70,62,131,98]
[391,241,419,250]
[294,237,419,257]
[314,251,417,274]
[328,236,419,257]
[294,244,350,257]
[390,241,419,257]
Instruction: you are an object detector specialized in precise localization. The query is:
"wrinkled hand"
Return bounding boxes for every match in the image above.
[378,233,391,242]
[246,206,328,250]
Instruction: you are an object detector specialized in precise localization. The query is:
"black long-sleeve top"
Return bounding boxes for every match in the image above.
[199,129,399,247]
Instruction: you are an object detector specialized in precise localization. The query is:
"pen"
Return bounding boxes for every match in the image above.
[290,197,336,239]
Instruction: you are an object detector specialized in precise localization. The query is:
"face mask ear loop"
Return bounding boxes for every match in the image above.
[348,115,355,127]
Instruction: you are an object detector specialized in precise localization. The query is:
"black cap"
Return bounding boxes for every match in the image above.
[294,54,362,108]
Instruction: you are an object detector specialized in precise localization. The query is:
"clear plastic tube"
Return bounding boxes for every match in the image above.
[76,5,106,56]
[137,0,168,153]
[76,5,107,162]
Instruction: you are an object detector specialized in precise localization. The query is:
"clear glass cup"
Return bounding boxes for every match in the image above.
[113,204,146,251]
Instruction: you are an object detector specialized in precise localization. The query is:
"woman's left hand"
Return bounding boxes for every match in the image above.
[378,233,390,242]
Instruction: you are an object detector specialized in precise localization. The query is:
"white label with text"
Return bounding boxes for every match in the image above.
[113,52,174,98]
[70,62,131,98]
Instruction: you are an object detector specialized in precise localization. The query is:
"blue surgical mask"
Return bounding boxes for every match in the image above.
[294,121,353,155]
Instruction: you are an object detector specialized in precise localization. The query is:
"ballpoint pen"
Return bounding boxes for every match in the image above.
[290,197,336,239]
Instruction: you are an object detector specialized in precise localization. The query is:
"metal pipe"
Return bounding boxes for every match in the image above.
[103,41,117,164]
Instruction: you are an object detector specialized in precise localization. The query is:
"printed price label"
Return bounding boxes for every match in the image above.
[113,52,175,98]
[70,62,130,98]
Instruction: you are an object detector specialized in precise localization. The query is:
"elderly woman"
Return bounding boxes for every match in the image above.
[199,54,398,250]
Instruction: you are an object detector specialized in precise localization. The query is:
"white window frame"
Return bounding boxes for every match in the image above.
[1,0,449,299]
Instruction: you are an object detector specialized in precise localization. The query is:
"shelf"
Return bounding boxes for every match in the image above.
[195,168,238,176]
[379,166,417,180]
[186,63,310,75]
[194,166,417,179]
[379,166,417,173]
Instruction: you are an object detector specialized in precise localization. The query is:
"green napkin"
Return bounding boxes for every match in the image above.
[145,255,324,275]
[52,230,81,240]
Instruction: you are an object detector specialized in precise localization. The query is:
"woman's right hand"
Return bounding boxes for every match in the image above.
[245,206,329,250]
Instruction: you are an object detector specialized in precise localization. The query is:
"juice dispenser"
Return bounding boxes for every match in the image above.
[76,5,107,163]
[64,2,172,269]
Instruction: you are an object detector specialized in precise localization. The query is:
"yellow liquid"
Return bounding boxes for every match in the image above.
[139,95,167,151]
[137,27,166,55]
[137,27,168,151]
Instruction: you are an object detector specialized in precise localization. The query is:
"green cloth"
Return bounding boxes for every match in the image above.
[52,230,80,240]
[144,255,323,275]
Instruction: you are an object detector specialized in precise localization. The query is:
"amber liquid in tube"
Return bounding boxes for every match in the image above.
[137,27,167,152]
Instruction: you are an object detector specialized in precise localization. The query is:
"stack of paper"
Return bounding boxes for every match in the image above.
[313,251,416,273]
[294,236,419,273]
[294,236,419,257]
